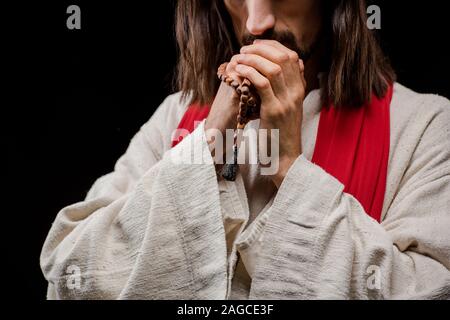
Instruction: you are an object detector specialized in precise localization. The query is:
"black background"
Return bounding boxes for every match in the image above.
[5,1,450,300]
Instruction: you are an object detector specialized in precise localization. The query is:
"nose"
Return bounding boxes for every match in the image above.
[246,0,276,36]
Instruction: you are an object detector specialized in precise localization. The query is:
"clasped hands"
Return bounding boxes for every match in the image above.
[232,39,306,188]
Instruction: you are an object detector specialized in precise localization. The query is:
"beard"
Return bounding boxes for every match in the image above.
[240,29,313,62]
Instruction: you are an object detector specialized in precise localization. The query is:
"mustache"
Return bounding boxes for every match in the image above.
[241,29,312,62]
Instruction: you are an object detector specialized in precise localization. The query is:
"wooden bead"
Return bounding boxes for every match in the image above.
[231,81,239,89]
[242,79,251,87]
[240,86,249,95]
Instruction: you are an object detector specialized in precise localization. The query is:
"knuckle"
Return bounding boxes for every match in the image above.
[289,51,299,62]
[259,78,271,89]
[299,58,304,65]
[226,62,235,73]
[231,54,243,63]
[298,59,305,71]
[298,65,304,74]
[239,65,249,74]
[267,105,285,119]
[268,66,282,79]
[293,90,305,104]
[278,53,290,63]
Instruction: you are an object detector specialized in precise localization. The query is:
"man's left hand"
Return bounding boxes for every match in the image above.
[234,39,307,188]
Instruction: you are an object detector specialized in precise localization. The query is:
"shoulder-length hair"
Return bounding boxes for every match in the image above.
[174,0,395,107]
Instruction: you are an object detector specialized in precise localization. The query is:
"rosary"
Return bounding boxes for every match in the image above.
[216,62,262,181]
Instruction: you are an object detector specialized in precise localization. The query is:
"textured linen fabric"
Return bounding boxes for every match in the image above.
[40,83,450,299]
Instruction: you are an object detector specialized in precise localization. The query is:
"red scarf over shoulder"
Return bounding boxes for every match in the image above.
[171,85,393,222]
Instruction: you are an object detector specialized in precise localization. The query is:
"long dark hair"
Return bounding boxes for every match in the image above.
[174,0,395,107]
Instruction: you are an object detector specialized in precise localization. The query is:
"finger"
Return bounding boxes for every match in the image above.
[253,39,299,61]
[235,53,286,96]
[241,42,290,65]
[298,59,307,89]
[241,43,300,84]
[234,64,276,102]
[298,58,304,73]
[261,40,307,91]
[253,39,303,79]
[225,59,243,87]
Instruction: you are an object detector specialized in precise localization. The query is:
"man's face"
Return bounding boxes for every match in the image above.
[223,0,322,61]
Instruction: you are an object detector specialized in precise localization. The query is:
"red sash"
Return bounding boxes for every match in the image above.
[171,85,393,222]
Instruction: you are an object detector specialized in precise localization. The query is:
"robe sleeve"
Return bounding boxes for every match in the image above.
[259,102,450,299]
[40,95,226,299]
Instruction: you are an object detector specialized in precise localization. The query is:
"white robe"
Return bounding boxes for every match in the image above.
[40,83,450,299]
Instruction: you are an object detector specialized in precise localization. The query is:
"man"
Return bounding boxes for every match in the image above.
[41,0,450,299]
